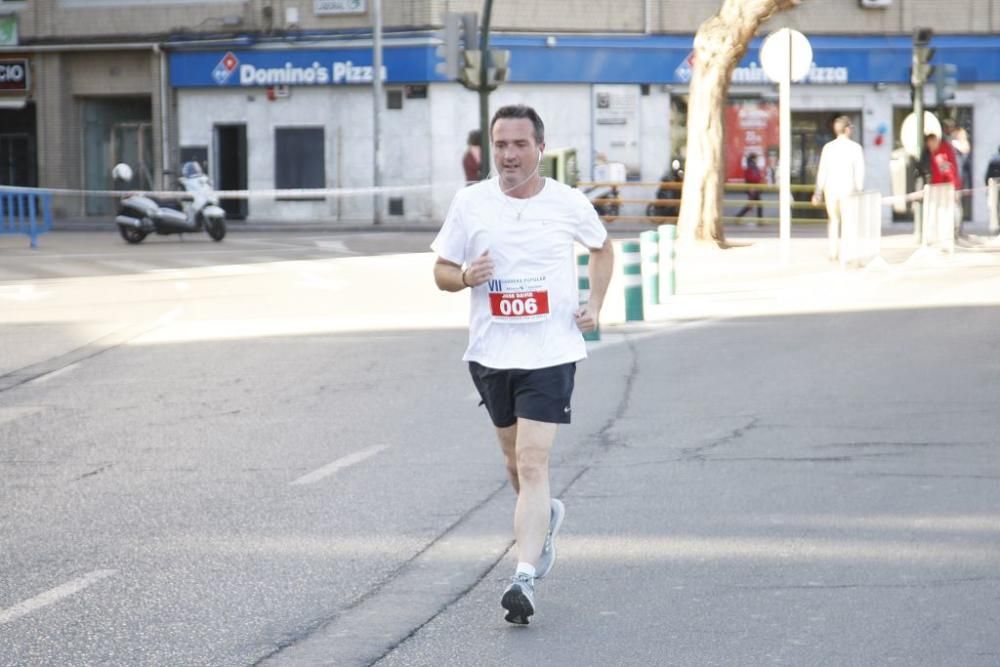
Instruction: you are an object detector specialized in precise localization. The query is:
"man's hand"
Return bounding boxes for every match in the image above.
[575,301,600,333]
[811,192,823,207]
[463,249,494,287]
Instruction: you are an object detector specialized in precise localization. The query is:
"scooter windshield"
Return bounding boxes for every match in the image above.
[181,162,204,179]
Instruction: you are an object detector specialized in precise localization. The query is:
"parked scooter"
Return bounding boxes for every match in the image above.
[113,161,227,244]
[585,161,626,222]
[647,158,685,219]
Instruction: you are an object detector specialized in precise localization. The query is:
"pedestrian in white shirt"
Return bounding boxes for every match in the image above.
[812,116,865,261]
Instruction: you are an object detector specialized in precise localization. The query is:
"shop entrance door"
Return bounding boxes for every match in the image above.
[0,133,32,186]
[214,124,247,219]
[83,97,152,215]
[111,122,154,188]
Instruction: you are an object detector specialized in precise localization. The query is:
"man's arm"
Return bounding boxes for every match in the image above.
[812,145,828,205]
[575,237,614,333]
[434,258,467,292]
[433,250,494,293]
[854,144,865,193]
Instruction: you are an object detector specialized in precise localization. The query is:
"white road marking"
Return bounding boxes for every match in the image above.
[27,362,81,385]
[101,259,159,274]
[156,307,184,325]
[0,285,52,302]
[0,407,43,426]
[314,240,359,254]
[290,445,389,486]
[0,570,116,625]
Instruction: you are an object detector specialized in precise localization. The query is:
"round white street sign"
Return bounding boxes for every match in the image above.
[760,29,813,83]
[900,111,942,159]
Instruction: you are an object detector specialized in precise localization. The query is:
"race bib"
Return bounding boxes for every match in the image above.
[487,277,550,323]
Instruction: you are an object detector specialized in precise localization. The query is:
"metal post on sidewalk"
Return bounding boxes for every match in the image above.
[622,240,644,322]
[657,223,676,301]
[371,0,384,225]
[577,253,600,342]
[639,230,659,306]
[988,177,999,235]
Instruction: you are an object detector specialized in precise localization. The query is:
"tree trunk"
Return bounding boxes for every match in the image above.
[677,0,803,246]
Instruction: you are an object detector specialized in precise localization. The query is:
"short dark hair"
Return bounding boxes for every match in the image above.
[490,105,545,144]
[467,129,481,146]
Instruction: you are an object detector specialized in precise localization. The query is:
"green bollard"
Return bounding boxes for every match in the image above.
[640,230,659,306]
[657,223,677,303]
[577,253,600,341]
[622,240,644,321]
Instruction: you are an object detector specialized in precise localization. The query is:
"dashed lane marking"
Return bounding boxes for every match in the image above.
[0,570,117,625]
[26,362,81,385]
[290,445,389,486]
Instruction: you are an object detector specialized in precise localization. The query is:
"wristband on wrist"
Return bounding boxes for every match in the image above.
[461,267,470,288]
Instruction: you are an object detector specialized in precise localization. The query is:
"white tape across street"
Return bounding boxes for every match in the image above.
[0,570,117,625]
[0,181,465,201]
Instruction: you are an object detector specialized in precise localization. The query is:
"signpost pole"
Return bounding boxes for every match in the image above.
[778,30,792,265]
[372,0,383,225]
[761,28,811,266]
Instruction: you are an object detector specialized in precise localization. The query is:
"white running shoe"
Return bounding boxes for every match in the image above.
[501,573,536,625]
[536,498,565,580]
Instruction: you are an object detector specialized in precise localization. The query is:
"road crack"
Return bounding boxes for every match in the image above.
[682,416,761,462]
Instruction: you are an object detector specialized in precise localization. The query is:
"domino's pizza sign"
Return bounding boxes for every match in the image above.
[213,52,239,85]
[674,51,695,83]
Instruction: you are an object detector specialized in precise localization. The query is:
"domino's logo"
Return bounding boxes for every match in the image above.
[675,51,695,83]
[213,52,239,85]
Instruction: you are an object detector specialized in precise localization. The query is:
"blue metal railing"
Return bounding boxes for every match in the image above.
[0,189,53,248]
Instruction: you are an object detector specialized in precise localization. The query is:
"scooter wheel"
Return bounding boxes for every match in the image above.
[205,218,227,242]
[119,225,148,244]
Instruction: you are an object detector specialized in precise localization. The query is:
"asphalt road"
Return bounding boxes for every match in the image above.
[1,231,999,666]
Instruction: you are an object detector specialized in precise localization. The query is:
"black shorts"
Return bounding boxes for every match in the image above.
[468,361,576,428]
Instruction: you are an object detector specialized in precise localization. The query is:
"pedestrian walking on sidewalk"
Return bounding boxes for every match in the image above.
[735,153,764,223]
[432,104,614,625]
[812,116,865,261]
[925,133,964,236]
[462,130,482,183]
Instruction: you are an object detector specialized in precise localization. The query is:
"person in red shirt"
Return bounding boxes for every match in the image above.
[462,129,482,183]
[925,133,964,236]
[735,152,764,221]
[925,133,962,189]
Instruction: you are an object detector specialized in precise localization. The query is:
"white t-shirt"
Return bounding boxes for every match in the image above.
[432,177,607,370]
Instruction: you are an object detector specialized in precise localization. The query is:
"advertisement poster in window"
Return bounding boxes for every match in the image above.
[725,100,779,184]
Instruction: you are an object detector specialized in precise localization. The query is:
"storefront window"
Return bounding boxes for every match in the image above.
[275,127,325,197]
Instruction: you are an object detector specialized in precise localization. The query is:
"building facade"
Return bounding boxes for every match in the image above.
[3,0,1000,223]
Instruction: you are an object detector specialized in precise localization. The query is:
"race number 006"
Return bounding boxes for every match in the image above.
[498,296,538,316]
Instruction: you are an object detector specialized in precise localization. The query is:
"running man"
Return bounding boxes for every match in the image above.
[432,104,613,625]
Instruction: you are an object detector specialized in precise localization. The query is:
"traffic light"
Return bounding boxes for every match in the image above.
[461,49,481,90]
[435,12,478,82]
[911,27,934,87]
[935,63,958,106]
[490,49,511,83]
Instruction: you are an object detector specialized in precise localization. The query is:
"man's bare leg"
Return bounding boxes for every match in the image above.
[512,417,556,566]
[495,424,519,493]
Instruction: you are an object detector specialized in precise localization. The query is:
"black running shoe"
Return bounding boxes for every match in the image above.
[501,573,536,625]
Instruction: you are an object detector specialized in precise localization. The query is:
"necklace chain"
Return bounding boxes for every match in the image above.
[500,178,543,221]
